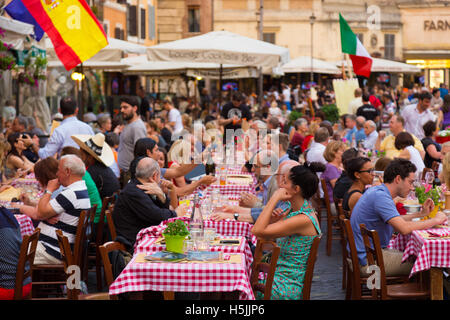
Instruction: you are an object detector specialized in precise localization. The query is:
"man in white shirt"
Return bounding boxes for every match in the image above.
[401,91,436,140]
[363,120,379,150]
[282,83,291,111]
[305,127,329,197]
[348,88,363,114]
[164,98,183,137]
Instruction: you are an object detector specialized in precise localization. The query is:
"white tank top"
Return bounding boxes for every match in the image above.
[406,145,425,177]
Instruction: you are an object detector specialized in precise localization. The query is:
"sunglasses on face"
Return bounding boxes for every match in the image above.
[359,168,375,174]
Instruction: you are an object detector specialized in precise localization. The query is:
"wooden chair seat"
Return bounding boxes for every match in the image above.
[250,239,281,300]
[320,179,342,257]
[386,283,430,299]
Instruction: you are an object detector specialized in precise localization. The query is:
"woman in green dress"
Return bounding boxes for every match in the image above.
[252,162,323,300]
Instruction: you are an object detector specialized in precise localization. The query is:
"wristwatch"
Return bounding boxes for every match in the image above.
[233,213,239,221]
[44,190,52,195]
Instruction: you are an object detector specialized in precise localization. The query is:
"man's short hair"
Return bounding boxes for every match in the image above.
[383,158,416,184]
[136,157,160,180]
[418,91,432,101]
[268,116,280,129]
[394,115,405,127]
[231,92,242,102]
[365,120,376,129]
[362,93,370,102]
[314,127,330,143]
[257,149,279,175]
[120,96,139,108]
[16,115,28,129]
[272,133,289,152]
[294,118,307,130]
[346,114,357,122]
[60,97,77,116]
[60,154,86,177]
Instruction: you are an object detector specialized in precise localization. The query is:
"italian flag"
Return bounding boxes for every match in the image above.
[339,13,372,78]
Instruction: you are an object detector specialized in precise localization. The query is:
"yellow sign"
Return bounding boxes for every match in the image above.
[407,59,450,69]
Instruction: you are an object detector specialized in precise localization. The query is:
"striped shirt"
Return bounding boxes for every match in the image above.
[37,180,91,260]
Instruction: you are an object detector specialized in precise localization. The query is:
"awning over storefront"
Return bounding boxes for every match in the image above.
[0,16,35,50]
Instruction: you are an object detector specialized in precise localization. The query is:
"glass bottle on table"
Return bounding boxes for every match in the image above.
[189,195,204,244]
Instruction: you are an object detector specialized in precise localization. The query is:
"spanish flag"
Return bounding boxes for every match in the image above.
[20,0,108,70]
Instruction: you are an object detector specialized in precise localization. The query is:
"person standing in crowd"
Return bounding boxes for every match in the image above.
[96,114,112,134]
[348,88,363,115]
[290,118,307,149]
[401,91,436,140]
[117,96,147,187]
[421,120,442,169]
[137,86,151,122]
[24,97,94,159]
[356,93,380,122]
[344,114,357,145]
[219,92,252,144]
[431,88,443,117]
[438,94,450,129]
[282,83,292,111]
[354,116,367,146]
[164,97,184,139]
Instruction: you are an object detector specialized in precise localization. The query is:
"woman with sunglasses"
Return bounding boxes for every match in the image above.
[342,157,374,214]
[4,132,34,179]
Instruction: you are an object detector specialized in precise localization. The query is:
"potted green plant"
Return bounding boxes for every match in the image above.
[162,220,190,253]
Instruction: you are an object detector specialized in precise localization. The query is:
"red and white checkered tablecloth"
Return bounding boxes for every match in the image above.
[387,233,411,252]
[389,227,450,277]
[134,217,257,253]
[15,214,35,238]
[109,252,255,300]
[135,235,254,272]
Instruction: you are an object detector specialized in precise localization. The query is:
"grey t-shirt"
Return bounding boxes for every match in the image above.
[118,119,147,171]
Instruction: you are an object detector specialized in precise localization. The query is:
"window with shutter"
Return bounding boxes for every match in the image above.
[141,8,146,39]
[128,5,137,37]
[148,5,156,40]
[188,7,200,33]
[115,27,121,39]
[384,34,395,60]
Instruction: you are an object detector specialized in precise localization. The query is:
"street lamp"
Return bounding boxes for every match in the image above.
[310,13,316,84]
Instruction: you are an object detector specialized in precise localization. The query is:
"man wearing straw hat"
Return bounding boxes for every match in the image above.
[72,132,120,205]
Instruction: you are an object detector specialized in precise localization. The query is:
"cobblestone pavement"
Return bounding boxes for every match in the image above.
[309,218,346,300]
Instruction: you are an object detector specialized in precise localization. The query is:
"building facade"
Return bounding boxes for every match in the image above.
[400,1,450,87]
[157,0,213,43]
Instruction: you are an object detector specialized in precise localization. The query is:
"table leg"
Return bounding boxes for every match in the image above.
[430,268,443,300]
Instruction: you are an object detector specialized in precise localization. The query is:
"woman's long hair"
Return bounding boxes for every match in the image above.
[289,162,326,199]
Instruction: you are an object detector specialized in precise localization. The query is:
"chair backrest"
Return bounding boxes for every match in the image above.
[96,195,116,245]
[320,179,333,218]
[339,215,364,299]
[105,209,117,241]
[302,235,322,300]
[73,209,90,268]
[14,228,40,300]
[250,239,281,300]
[55,229,79,300]
[98,241,126,300]
[359,223,387,299]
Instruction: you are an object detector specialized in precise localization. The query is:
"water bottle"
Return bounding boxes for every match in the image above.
[189,195,204,241]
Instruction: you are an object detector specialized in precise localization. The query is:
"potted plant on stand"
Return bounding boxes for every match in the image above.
[162,220,190,254]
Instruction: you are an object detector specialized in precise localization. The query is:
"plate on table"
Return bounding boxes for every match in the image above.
[144,251,186,262]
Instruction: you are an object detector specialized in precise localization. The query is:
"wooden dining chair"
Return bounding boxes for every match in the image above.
[14,228,40,300]
[87,196,116,291]
[97,241,128,301]
[105,209,117,241]
[359,224,430,300]
[320,179,342,256]
[302,235,322,300]
[55,229,110,300]
[31,209,90,299]
[336,201,348,291]
[250,239,281,300]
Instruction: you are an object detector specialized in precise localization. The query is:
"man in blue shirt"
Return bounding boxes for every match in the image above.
[344,114,357,144]
[350,158,448,277]
[25,97,94,158]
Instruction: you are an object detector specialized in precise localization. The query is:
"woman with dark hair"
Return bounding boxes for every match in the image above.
[421,120,442,168]
[5,132,34,179]
[342,157,374,213]
[438,94,450,129]
[252,162,324,300]
[128,138,158,180]
[395,131,425,177]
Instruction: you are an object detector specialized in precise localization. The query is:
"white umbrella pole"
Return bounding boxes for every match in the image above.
[219,63,223,106]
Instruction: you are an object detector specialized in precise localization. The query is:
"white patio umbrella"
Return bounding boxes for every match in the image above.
[282,56,341,75]
[147,30,290,102]
[336,57,421,74]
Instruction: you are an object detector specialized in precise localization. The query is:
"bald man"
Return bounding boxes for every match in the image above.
[210,160,299,223]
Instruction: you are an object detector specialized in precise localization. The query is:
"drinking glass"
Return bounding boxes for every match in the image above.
[196,239,210,251]
[183,240,195,253]
[204,227,217,243]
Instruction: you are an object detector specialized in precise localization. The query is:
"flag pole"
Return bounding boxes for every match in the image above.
[345,54,353,79]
